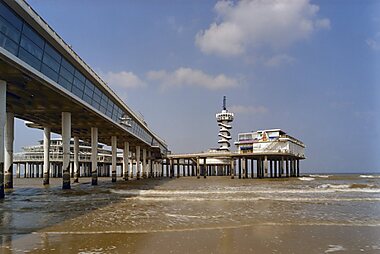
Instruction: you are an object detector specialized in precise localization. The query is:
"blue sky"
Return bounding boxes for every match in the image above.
[15,0,379,173]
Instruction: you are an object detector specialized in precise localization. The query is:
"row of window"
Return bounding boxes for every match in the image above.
[0,0,165,149]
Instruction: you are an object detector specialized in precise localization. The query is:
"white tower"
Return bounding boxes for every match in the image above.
[216,96,234,151]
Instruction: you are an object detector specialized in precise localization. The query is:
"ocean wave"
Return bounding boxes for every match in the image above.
[111,187,380,196]
[360,175,380,178]
[126,196,380,202]
[309,174,331,178]
[298,177,315,181]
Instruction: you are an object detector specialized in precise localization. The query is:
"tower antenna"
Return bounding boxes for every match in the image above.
[223,96,226,110]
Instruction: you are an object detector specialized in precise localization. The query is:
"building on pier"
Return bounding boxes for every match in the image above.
[164,98,305,179]
[235,129,305,157]
[13,138,123,178]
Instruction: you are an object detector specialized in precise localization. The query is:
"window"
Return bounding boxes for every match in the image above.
[44,43,61,62]
[0,32,17,55]
[61,58,74,74]
[41,64,58,82]
[58,76,72,91]
[0,2,22,31]
[22,24,43,49]
[42,53,60,72]
[59,66,73,83]
[20,35,43,60]
[18,47,41,70]
[0,16,20,43]
[74,69,85,83]
[72,85,83,98]
[73,77,85,91]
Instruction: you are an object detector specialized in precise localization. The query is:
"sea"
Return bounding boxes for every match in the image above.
[0,174,380,253]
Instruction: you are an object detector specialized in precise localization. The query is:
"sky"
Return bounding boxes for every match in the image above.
[14,0,380,173]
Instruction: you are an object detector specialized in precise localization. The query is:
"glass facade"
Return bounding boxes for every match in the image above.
[0,0,166,151]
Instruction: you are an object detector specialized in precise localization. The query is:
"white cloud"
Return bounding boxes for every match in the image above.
[146,67,238,90]
[315,18,331,30]
[366,33,380,51]
[104,71,145,89]
[195,0,330,57]
[229,105,268,114]
[265,54,295,67]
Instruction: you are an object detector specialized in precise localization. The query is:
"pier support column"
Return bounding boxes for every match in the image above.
[280,157,284,178]
[111,136,117,182]
[62,112,71,189]
[241,158,246,179]
[43,127,51,185]
[296,159,300,177]
[0,80,5,198]
[286,158,289,177]
[238,158,242,179]
[142,148,146,178]
[274,160,278,178]
[264,156,268,178]
[231,158,235,179]
[130,158,135,179]
[245,158,248,179]
[196,157,200,179]
[91,127,98,185]
[73,136,79,183]
[4,112,14,189]
[203,158,207,178]
[123,142,129,180]
[136,146,141,179]
[176,159,180,178]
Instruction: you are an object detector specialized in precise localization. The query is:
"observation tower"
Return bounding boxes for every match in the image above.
[216,96,234,151]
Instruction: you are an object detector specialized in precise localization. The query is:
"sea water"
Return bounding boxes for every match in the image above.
[0,174,380,253]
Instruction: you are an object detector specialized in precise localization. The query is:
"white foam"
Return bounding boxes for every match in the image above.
[126,196,380,202]
[317,184,351,189]
[324,245,346,253]
[298,177,315,181]
[111,187,380,197]
[309,174,331,178]
[360,175,380,178]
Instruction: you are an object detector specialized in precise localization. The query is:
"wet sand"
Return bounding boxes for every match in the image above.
[1,176,380,253]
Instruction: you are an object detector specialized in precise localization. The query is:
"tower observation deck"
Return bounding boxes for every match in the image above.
[216,96,234,151]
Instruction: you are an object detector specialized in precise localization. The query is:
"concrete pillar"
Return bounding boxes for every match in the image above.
[142,148,146,178]
[196,157,200,179]
[285,159,289,177]
[148,151,152,178]
[111,136,117,182]
[203,158,207,179]
[251,159,254,178]
[73,136,79,183]
[241,158,246,179]
[130,158,135,179]
[264,156,268,178]
[245,158,249,179]
[91,127,98,185]
[257,159,261,178]
[296,159,300,177]
[231,158,235,179]
[238,158,242,179]
[4,112,14,189]
[176,159,180,178]
[123,141,129,180]
[62,112,71,189]
[0,80,5,198]
[136,146,141,179]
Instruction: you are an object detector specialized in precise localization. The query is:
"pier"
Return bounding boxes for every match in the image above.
[0,0,305,199]
[0,0,168,198]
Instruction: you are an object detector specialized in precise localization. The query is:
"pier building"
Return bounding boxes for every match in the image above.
[166,97,305,179]
[0,0,168,198]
